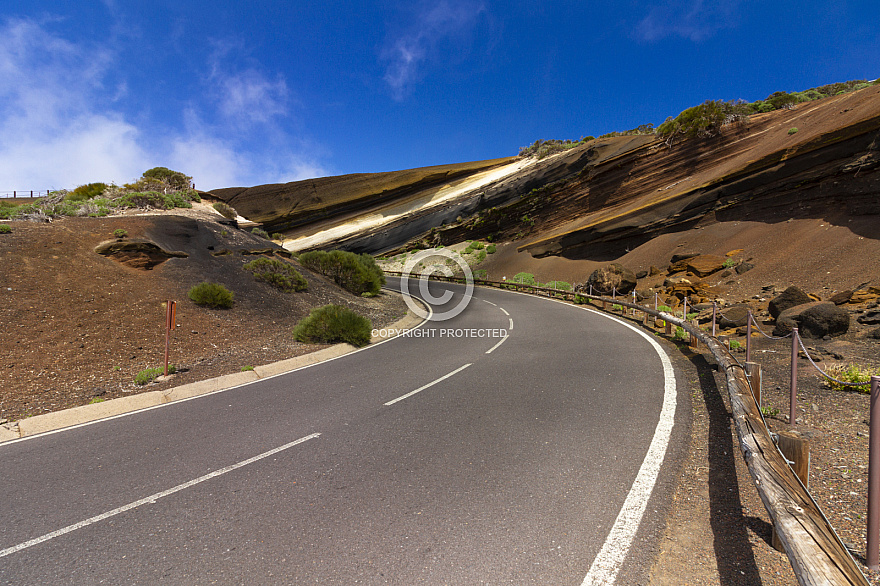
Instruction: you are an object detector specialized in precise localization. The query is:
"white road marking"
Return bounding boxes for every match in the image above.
[500,307,509,316]
[485,287,677,585]
[485,335,509,354]
[384,364,472,406]
[508,318,514,330]
[0,433,321,558]
[481,299,498,307]
[579,315,676,585]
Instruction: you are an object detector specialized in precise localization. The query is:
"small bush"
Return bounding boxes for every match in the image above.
[299,250,385,296]
[574,295,587,305]
[241,365,254,371]
[67,182,108,202]
[134,365,175,385]
[729,339,742,350]
[658,305,673,312]
[213,201,238,220]
[486,244,496,254]
[788,127,799,135]
[545,281,572,291]
[761,406,779,418]
[722,258,736,268]
[113,229,128,239]
[251,227,270,239]
[243,257,308,292]
[293,304,372,347]
[824,363,878,392]
[271,233,284,240]
[512,272,536,285]
[673,327,688,341]
[0,224,11,234]
[188,282,234,308]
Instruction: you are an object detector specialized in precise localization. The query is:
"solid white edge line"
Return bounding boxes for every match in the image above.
[1,285,431,447]
[0,433,321,559]
[485,335,509,354]
[479,287,677,585]
[384,364,472,406]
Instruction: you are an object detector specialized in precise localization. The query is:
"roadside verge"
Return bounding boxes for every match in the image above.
[0,302,425,444]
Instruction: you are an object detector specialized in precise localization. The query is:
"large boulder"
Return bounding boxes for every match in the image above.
[583,263,637,295]
[768,286,812,319]
[773,302,850,338]
[717,304,751,328]
[686,255,727,278]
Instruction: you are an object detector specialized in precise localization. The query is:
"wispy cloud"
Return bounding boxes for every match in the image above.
[381,0,487,100]
[635,0,742,42]
[0,17,326,192]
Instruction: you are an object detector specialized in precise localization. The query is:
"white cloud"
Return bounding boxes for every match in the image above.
[381,0,487,100]
[635,0,742,42]
[0,17,327,193]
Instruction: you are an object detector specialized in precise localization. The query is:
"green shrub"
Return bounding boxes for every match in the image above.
[242,257,308,292]
[673,327,688,341]
[251,227,270,239]
[0,224,11,234]
[474,269,488,280]
[299,250,385,296]
[113,229,128,239]
[574,295,587,304]
[213,201,238,220]
[512,272,536,285]
[135,365,175,385]
[241,365,254,372]
[486,244,496,254]
[476,250,487,263]
[824,363,878,392]
[788,127,799,135]
[722,258,736,268]
[140,167,191,190]
[545,280,572,291]
[293,304,372,347]
[188,282,234,308]
[729,339,742,350]
[271,233,284,240]
[658,305,673,312]
[67,182,108,202]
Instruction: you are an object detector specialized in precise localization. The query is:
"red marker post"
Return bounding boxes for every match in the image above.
[164,300,177,377]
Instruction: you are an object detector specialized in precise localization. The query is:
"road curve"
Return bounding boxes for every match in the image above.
[0,278,686,585]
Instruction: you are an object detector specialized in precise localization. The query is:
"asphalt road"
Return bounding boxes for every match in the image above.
[0,277,686,585]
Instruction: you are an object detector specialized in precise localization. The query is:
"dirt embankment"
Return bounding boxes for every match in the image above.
[0,208,407,422]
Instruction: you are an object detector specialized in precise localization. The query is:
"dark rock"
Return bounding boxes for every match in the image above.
[773,302,850,338]
[717,304,751,328]
[719,270,733,278]
[829,290,853,305]
[649,266,662,276]
[858,310,880,325]
[635,270,648,279]
[735,262,755,275]
[868,328,880,339]
[583,263,637,295]
[769,286,813,319]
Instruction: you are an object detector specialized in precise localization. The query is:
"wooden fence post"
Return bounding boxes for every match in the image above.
[772,430,811,551]
[745,362,762,407]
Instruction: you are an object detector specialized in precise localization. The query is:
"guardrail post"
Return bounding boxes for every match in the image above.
[683,297,688,320]
[772,430,812,551]
[869,376,880,570]
[790,327,799,426]
[712,300,717,336]
[665,319,672,336]
[746,310,753,363]
[745,362,762,407]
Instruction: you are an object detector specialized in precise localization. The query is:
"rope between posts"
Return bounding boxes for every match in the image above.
[796,334,871,388]
[748,313,793,340]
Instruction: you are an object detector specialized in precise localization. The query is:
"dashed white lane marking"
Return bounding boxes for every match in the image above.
[0,433,321,559]
[500,307,509,316]
[481,299,498,307]
[384,364,472,406]
[485,335,509,354]
[508,318,514,330]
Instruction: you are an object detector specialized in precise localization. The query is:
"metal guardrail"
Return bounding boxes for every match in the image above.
[385,270,868,586]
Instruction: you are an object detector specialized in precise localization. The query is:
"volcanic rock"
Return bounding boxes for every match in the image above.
[735,262,755,275]
[583,263,637,295]
[773,302,850,338]
[686,255,726,278]
[717,304,751,329]
[829,290,854,305]
[769,286,813,319]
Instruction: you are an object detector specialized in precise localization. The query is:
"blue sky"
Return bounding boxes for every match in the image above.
[1,1,878,191]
